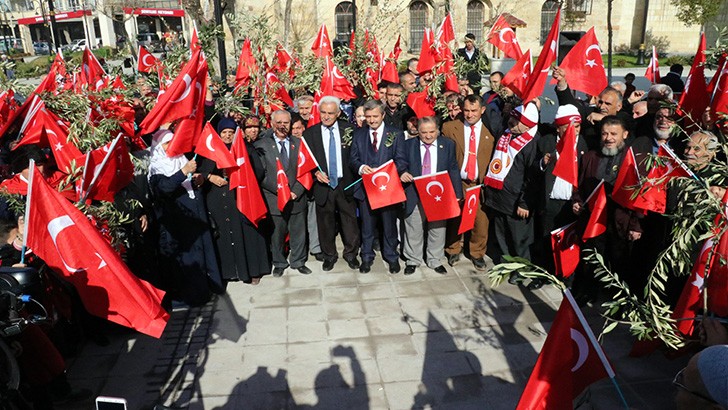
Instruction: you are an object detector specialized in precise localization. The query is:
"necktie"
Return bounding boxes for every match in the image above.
[279,140,289,169]
[465,125,477,181]
[372,131,378,153]
[327,127,338,189]
[422,143,432,175]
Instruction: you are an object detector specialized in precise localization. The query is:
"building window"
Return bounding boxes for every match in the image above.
[541,0,559,45]
[409,1,428,52]
[335,2,355,42]
[466,1,485,42]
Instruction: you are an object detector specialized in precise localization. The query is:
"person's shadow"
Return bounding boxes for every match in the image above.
[306,345,369,409]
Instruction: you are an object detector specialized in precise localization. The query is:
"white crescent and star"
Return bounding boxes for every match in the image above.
[170,74,193,103]
[585,44,601,68]
[570,328,589,372]
[48,215,82,273]
[425,180,444,202]
[298,151,305,167]
[499,28,515,44]
[371,171,390,191]
[205,134,216,152]
[142,53,154,67]
[466,193,477,214]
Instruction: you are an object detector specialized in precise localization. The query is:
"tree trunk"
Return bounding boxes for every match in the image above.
[284,0,293,48]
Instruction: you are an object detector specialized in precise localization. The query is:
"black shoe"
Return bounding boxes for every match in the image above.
[447,253,461,266]
[508,272,522,285]
[388,261,401,274]
[312,252,325,262]
[272,267,285,277]
[346,257,361,270]
[322,260,336,271]
[297,266,312,275]
[472,257,486,271]
[404,265,416,275]
[359,261,372,273]
[527,279,544,290]
[433,265,447,274]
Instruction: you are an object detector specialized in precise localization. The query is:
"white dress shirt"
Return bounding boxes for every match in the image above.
[460,120,482,180]
[321,123,343,179]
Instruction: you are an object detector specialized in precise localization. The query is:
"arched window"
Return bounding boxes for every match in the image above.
[409,1,428,52]
[466,1,485,42]
[540,0,559,45]
[335,2,355,42]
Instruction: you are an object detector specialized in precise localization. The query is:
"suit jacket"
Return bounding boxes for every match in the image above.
[457,47,480,63]
[254,134,306,215]
[440,119,496,185]
[398,136,463,217]
[302,120,357,206]
[350,125,406,201]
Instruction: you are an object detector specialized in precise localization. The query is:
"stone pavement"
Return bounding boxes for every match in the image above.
[59,256,687,410]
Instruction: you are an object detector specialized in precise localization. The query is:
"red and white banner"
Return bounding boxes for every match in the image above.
[123,8,185,17]
[18,10,91,25]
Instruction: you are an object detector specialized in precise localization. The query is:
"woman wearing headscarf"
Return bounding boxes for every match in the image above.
[199,118,270,284]
[148,127,222,306]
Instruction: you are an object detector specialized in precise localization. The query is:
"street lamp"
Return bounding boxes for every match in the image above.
[636,0,649,65]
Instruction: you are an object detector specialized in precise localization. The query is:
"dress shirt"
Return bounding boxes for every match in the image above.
[322,123,343,179]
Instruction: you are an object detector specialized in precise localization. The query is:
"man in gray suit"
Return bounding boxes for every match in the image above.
[255,110,311,276]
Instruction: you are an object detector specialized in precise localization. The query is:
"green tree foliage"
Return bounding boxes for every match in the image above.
[671,0,722,27]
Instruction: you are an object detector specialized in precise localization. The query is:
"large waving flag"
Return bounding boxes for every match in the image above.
[487,14,524,60]
[521,8,560,103]
[556,27,607,97]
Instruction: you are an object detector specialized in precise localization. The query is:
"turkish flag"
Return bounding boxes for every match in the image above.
[436,13,455,44]
[556,28,607,97]
[673,239,713,336]
[611,148,642,211]
[274,42,293,76]
[139,49,204,135]
[517,290,612,409]
[26,166,168,338]
[167,59,209,157]
[645,46,661,84]
[229,129,268,226]
[266,72,294,108]
[45,126,84,174]
[311,24,333,58]
[501,50,532,98]
[16,106,82,173]
[321,57,357,101]
[80,136,134,203]
[307,91,322,128]
[709,59,728,115]
[235,38,257,91]
[407,90,436,118]
[413,171,460,222]
[365,67,380,99]
[487,14,524,60]
[137,46,158,73]
[678,33,709,128]
[458,185,482,235]
[706,190,728,316]
[416,29,437,75]
[190,27,201,52]
[632,145,693,214]
[582,180,607,240]
[550,222,580,278]
[194,123,237,169]
[363,30,382,69]
[296,137,318,190]
[393,34,402,60]
[362,159,406,210]
[36,52,67,94]
[522,8,560,103]
[381,53,400,84]
[80,47,107,91]
[437,46,459,93]
[0,174,28,195]
[275,159,291,211]
[552,121,579,187]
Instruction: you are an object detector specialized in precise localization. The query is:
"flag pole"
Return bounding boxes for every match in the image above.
[20,159,35,265]
[563,289,629,409]
[344,177,362,191]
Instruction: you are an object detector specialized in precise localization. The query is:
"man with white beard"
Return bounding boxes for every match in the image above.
[631,106,685,175]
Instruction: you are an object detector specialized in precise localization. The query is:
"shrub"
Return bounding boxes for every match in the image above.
[15,56,52,78]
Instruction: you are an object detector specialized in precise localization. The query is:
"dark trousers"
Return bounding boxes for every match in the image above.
[358,199,399,264]
[316,186,361,262]
[270,209,307,269]
[489,207,534,264]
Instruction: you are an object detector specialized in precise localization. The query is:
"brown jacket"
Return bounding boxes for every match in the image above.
[441,119,496,184]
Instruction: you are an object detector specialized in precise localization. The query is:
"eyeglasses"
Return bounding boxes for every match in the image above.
[673,367,720,405]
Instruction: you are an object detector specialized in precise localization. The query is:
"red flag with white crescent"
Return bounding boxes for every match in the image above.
[582,180,607,240]
[487,14,524,60]
[521,8,560,104]
[362,160,406,210]
[516,290,612,409]
[311,24,333,58]
[458,185,481,235]
[436,13,455,44]
[413,171,460,222]
[26,166,169,338]
[276,158,291,211]
[551,221,580,278]
[137,46,158,73]
[552,121,579,187]
[230,129,268,226]
[645,46,661,84]
[194,122,237,169]
[296,137,318,190]
[678,33,709,128]
[501,50,532,98]
[555,27,607,97]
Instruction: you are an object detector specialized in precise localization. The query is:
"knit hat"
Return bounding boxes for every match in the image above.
[216,117,237,133]
[511,103,539,128]
[697,344,728,406]
[554,104,582,126]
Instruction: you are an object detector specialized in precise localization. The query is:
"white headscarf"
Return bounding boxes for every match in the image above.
[148,130,195,199]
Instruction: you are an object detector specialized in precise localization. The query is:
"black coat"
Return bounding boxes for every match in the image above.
[485,131,540,215]
[303,120,357,206]
[349,125,406,201]
[254,134,307,215]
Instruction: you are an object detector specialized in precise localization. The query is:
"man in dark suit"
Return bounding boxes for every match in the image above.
[350,99,406,273]
[660,64,684,96]
[302,96,361,271]
[255,110,310,276]
[441,94,496,271]
[398,116,462,275]
[457,33,480,63]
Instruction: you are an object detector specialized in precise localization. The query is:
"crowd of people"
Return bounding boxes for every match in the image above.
[0,30,727,408]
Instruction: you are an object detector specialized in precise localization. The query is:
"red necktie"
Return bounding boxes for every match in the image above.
[465,125,477,181]
[372,131,378,153]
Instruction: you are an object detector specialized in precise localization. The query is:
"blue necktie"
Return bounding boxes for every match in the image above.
[327,127,338,189]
